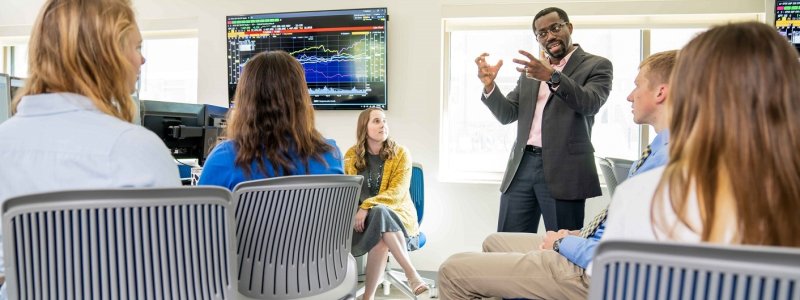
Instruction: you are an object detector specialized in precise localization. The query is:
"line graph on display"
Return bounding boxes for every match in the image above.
[227,8,389,109]
[240,32,386,97]
[293,33,384,89]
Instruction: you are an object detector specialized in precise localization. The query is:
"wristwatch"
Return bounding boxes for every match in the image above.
[553,237,564,253]
[547,70,561,87]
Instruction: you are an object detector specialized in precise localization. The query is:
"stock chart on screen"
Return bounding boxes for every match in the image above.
[776,0,800,52]
[226,8,388,110]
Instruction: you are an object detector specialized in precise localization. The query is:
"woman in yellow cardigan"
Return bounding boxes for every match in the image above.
[345,107,428,299]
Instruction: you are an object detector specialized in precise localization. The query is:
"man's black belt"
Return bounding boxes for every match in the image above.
[524,145,542,155]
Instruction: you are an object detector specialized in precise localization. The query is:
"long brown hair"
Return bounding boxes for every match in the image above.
[12,0,138,122]
[227,50,333,178]
[654,21,800,246]
[352,107,397,171]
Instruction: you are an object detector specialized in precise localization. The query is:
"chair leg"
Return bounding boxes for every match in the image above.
[385,270,418,299]
[356,255,367,282]
[383,280,392,296]
[355,285,366,298]
[384,268,438,299]
[425,277,438,298]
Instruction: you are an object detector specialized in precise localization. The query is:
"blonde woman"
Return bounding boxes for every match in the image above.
[0,0,180,296]
[604,22,800,248]
[344,108,428,299]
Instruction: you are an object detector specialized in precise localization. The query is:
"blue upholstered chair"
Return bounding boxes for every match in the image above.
[381,162,438,298]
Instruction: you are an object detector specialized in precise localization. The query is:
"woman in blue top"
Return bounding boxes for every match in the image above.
[198,51,343,190]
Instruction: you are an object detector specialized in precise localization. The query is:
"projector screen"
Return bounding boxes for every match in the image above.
[226,8,388,110]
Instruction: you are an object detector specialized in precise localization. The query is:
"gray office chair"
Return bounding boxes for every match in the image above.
[596,157,619,195]
[232,175,362,300]
[1,187,235,299]
[589,240,800,300]
[606,157,635,185]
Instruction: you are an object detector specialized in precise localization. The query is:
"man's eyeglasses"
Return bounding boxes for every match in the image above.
[535,22,568,40]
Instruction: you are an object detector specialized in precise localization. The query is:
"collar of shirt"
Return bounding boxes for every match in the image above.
[549,45,579,69]
[651,129,670,154]
[15,93,102,117]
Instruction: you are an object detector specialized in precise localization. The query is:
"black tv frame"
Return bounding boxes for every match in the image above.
[226,7,389,110]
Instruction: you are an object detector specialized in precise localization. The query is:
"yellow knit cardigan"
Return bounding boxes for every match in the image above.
[344,145,419,237]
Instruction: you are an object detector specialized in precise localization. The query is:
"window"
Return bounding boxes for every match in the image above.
[645,28,708,144]
[137,37,198,103]
[443,27,640,181]
[0,43,29,77]
[441,16,752,182]
[650,28,707,54]
[11,44,27,77]
[0,35,199,104]
[444,30,532,181]
[0,47,6,74]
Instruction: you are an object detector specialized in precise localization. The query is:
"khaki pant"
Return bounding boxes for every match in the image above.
[438,233,590,300]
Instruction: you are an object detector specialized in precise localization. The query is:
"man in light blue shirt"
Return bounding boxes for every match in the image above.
[551,50,675,270]
[438,50,676,300]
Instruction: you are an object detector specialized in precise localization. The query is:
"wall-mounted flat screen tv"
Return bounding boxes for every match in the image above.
[226,8,388,110]
[776,0,800,52]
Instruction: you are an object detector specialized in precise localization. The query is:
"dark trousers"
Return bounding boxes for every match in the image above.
[497,150,585,232]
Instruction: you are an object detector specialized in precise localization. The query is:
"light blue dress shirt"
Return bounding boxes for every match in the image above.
[628,130,670,178]
[0,93,182,280]
[557,130,670,269]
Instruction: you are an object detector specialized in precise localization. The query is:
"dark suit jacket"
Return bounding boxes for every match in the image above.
[481,46,613,200]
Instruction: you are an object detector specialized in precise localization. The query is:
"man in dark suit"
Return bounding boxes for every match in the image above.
[475,7,613,232]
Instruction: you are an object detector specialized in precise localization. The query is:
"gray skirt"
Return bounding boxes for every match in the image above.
[351,205,420,257]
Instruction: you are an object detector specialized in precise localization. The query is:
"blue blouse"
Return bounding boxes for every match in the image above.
[198,139,344,190]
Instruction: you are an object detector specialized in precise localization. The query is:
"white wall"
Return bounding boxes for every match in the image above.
[0,0,767,271]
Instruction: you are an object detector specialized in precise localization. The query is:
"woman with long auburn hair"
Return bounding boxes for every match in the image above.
[198,50,343,189]
[344,107,428,299]
[603,21,800,248]
[0,0,181,295]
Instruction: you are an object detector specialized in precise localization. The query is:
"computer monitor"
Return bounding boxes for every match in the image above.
[0,74,10,124]
[140,100,228,166]
[226,8,389,110]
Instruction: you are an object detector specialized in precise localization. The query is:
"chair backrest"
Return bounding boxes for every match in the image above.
[2,187,235,300]
[410,162,424,224]
[590,240,800,300]
[597,157,618,195]
[232,175,362,299]
[606,157,635,185]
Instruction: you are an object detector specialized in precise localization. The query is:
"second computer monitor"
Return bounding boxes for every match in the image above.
[140,100,228,166]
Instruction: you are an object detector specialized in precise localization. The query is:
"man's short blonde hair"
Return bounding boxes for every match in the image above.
[639,50,678,88]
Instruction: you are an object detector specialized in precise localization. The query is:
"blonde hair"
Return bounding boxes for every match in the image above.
[654,22,800,247]
[639,50,677,88]
[12,0,139,122]
[352,107,397,171]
